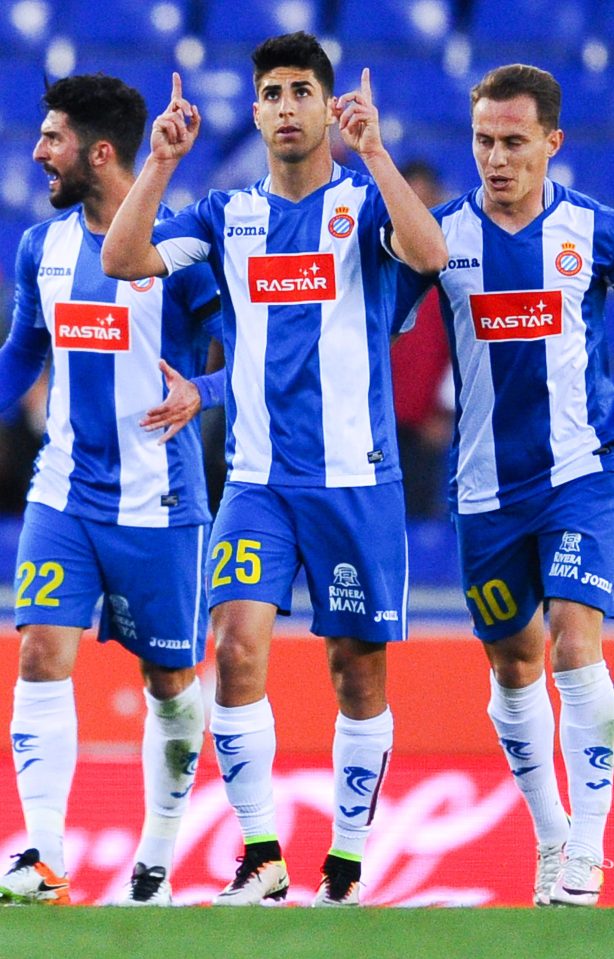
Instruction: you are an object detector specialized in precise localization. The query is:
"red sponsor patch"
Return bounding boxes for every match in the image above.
[469,289,563,342]
[248,253,336,304]
[54,301,131,352]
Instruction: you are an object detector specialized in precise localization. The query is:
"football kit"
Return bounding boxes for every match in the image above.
[152,162,409,640]
[3,204,220,665]
[397,179,614,636]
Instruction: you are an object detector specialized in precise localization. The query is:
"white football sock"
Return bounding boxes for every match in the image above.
[330,707,393,860]
[554,661,614,863]
[135,678,204,873]
[10,677,77,876]
[488,671,569,846]
[210,697,277,841]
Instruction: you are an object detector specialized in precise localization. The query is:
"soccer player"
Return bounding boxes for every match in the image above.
[102,32,447,906]
[394,64,614,907]
[0,74,221,906]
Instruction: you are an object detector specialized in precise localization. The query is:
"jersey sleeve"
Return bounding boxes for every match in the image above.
[391,262,435,335]
[0,231,50,410]
[152,197,214,275]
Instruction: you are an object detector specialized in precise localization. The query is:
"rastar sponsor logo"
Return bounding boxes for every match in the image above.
[469,290,563,342]
[54,301,131,352]
[248,253,336,304]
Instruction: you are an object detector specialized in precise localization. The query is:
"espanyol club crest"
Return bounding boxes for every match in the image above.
[328,206,355,239]
[130,277,156,292]
[555,242,582,277]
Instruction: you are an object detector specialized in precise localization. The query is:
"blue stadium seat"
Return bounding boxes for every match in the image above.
[203,0,323,45]
[336,0,453,50]
[0,59,48,130]
[0,0,60,52]
[63,0,190,48]
[469,0,587,57]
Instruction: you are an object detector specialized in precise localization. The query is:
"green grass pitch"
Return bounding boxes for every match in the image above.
[0,906,611,959]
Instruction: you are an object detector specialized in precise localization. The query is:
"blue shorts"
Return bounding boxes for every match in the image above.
[15,502,209,668]
[205,482,409,643]
[453,471,614,642]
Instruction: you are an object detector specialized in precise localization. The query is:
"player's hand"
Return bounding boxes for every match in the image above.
[334,68,383,160]
[140,358,201,444]
[150,72,201,161]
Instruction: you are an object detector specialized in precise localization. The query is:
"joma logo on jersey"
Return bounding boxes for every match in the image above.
[469,290,563,342]
[226,225,267,237]
[54,301,131,352]
[248,253,336,304]
[39,266,72,276]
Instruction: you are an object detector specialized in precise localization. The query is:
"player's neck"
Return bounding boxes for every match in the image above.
[82,172,136,235]
[267,149,334,202]
[483,189,545,235]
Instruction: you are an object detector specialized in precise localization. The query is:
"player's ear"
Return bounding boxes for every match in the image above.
[546,128,564,159]
[326,96,337,127]
[253,102,260,130]
[89,139,113,167]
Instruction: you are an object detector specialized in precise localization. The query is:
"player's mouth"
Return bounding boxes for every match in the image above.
[277,125,301,138]
[44,166,60,188]
[487,175,512,191]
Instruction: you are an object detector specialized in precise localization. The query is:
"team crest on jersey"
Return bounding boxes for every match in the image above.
[328,206,355,239]
[555,242,583,277]
[469,290,563,342]
[130,277,155,293]
[248,252,336,304]
[54,301,131,352]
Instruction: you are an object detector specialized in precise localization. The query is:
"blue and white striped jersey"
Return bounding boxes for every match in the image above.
[398,179,614,515]
[10,204,220,527]
[152,163,402,488]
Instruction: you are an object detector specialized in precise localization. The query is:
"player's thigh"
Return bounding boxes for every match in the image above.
[538,471,614,618]
[95,521,210,668]
[453,506,542,642]
[292,482,408,643]
[205,482,300,612]
[14,502,103,629]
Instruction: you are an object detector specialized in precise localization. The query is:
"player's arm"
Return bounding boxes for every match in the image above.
[140,344,225,445]
[102,73,201,281]
[335,69,447,274]
[0,328,49,411]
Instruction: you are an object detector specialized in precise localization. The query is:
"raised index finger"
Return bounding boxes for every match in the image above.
[171,71,183,103]
[360,67,372,104]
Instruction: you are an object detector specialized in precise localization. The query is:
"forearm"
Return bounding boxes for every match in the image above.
[102,154,178,280]
[0,336,48,411]
[363,149,448,273]
[191,368,225,410]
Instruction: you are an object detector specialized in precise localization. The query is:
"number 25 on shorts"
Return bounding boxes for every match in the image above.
[211,539,262,588]
[465,578,518,627]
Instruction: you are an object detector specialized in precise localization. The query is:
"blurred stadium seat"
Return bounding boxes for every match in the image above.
[336,0,452,52]
[469,0,588,59]
[202,0,323,45]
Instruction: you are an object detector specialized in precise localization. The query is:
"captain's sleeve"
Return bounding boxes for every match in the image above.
[152,197,214,276]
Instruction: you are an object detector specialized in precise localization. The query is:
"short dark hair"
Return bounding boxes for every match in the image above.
[42,73,147,169]
[251,31,334,98]
[470,64,561,132]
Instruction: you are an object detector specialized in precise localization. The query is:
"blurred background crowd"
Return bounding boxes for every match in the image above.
[1,0,614,536]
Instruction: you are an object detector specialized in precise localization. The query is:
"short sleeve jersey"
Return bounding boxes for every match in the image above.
[397,179,614,514]
[152,162,402,488]
[13,204,220,527]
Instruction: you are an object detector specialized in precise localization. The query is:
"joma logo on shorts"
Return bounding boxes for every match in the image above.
[149,638,191,649]
[374,610,398,622]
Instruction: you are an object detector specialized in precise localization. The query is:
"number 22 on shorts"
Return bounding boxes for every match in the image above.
[211,539,262,587]
[15,561,65,607]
